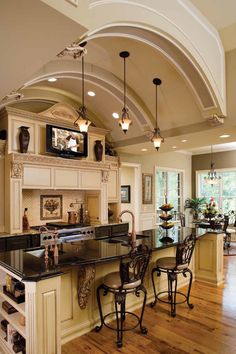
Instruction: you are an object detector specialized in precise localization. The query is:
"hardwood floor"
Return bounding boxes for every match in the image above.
[62,257,236,354]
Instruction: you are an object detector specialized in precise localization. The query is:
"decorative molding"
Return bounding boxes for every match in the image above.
[11,162,23,179]
[11,153,111,171]
[66,0,79,6]
[0,140,6,157]
[0,106,109,136]
[207,114,225,126]
[57,42,86,59]
[77,265,96,309]
[101,170,109,183]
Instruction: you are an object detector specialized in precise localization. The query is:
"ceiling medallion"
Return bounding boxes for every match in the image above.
[119,51,132,134]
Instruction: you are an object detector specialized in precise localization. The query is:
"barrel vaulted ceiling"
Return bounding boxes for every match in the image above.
[1,0,236,154]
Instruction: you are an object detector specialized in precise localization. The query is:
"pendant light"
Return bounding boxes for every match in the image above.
[74,42,91,132]
[204,145,221,186]
[119,51,132,134]
[151,78,164,150]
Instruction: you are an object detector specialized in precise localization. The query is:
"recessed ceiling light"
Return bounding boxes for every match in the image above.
[172,146,177,149]
[112,112,119,119]
[87,91,96,97]
[219,134,230,138]
[48,77,57,82]
[141,148,148,152]
[181,139,187,143]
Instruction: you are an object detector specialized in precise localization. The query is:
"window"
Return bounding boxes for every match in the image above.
[156,168,183,222]
[197,170,236,213]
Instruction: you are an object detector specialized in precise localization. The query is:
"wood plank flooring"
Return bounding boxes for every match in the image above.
[62,257,236,354]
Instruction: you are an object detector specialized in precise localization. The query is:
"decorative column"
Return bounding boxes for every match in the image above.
[100,170,109,224]
[5,154,23,233]
[0,141,5,232]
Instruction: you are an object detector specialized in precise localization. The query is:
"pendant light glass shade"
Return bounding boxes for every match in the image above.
[74,47,91,132]
[151,78,164,151]
[119,51,131,134]
[204,146,221,186]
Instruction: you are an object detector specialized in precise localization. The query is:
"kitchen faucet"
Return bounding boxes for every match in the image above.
[117,210,137,249]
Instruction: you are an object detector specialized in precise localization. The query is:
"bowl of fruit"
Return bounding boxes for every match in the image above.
[160,203,174,212]
[160,222,174,229]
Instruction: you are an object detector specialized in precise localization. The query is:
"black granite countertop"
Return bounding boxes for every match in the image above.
[0,226,219,281]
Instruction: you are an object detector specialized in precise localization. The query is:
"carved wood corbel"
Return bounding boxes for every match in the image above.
[77,264,96,309]
[101,170,109,183]
[11,162,23,179]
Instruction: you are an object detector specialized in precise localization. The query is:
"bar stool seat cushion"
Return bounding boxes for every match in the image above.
[156,257,188,271]
[103,271,141,290]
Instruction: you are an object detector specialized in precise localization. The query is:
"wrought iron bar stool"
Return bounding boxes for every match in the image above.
[95,244,151,348]
[151,234,196,317]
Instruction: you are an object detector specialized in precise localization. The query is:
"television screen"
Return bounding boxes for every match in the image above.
[46,124,88,158]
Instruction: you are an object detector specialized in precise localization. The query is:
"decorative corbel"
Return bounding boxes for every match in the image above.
[11,162,23,179]
[101,170,109,183]
[77,264,96,309]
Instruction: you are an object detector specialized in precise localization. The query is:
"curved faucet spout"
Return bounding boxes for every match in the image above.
[117,210,136,250]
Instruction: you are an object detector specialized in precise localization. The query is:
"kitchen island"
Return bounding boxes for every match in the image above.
[0,226,224,354]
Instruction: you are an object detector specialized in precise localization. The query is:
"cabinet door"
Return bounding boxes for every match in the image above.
[6,236,31,251]
[108,170,119,201]
[0,238,6,252]
[86,194,100,224]
[80,171,101,189]
[23,166,52,188]
[31,234,40,248]
[54,168,78,188]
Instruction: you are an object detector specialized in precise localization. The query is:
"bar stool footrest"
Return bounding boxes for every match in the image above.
[156,290,188,305]
[103,311,141,331]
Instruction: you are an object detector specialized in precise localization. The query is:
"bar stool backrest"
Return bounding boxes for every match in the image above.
[222,215,229,232]
[175,234,196,270]
[119,245,151,289]
[179,213,186,227]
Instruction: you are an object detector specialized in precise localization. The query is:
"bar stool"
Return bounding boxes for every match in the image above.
[151,234,196,317]
[95,244,151,348]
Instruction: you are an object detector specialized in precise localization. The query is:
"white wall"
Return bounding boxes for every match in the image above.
[120,166,135,232]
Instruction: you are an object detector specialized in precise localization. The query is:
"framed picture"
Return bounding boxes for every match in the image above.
[121,185,131,203]
[40,195,63,220]
[142,173,153,204]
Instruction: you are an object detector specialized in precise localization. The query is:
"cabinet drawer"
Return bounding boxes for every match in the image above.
[111,223,129,236]
[95,226,111,239]
[31,234,40,248]
[0,238,6,252]
[6,236,31,251]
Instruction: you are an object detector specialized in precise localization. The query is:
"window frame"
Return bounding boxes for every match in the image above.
[196,168,236,213]
[155,166,184,224]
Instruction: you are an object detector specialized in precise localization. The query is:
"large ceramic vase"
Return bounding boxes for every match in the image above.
[94,140,103,161]
[19,126,30,153]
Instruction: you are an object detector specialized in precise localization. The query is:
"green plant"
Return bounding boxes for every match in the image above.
[184,197,206,219]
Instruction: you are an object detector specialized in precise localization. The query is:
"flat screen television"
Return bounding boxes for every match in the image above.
[46,124,88,158]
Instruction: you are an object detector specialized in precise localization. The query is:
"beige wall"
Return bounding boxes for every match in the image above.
[120,151,192,227]
[120,166,135,231]
[192,150,236,196]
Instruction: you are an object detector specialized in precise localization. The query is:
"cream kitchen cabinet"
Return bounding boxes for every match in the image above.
[54,168,78,189]
[79,170,101,189]
[108,169,119,202]
[23,166,52,188]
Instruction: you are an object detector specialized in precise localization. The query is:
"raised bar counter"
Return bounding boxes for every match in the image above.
[0,226,208,281]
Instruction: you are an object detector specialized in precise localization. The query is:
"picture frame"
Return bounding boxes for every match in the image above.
[142,173,153,204]
[40,195,63,220]
[121,185,131,203]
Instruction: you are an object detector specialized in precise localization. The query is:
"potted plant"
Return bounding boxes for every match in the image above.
[184,197,206,220]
